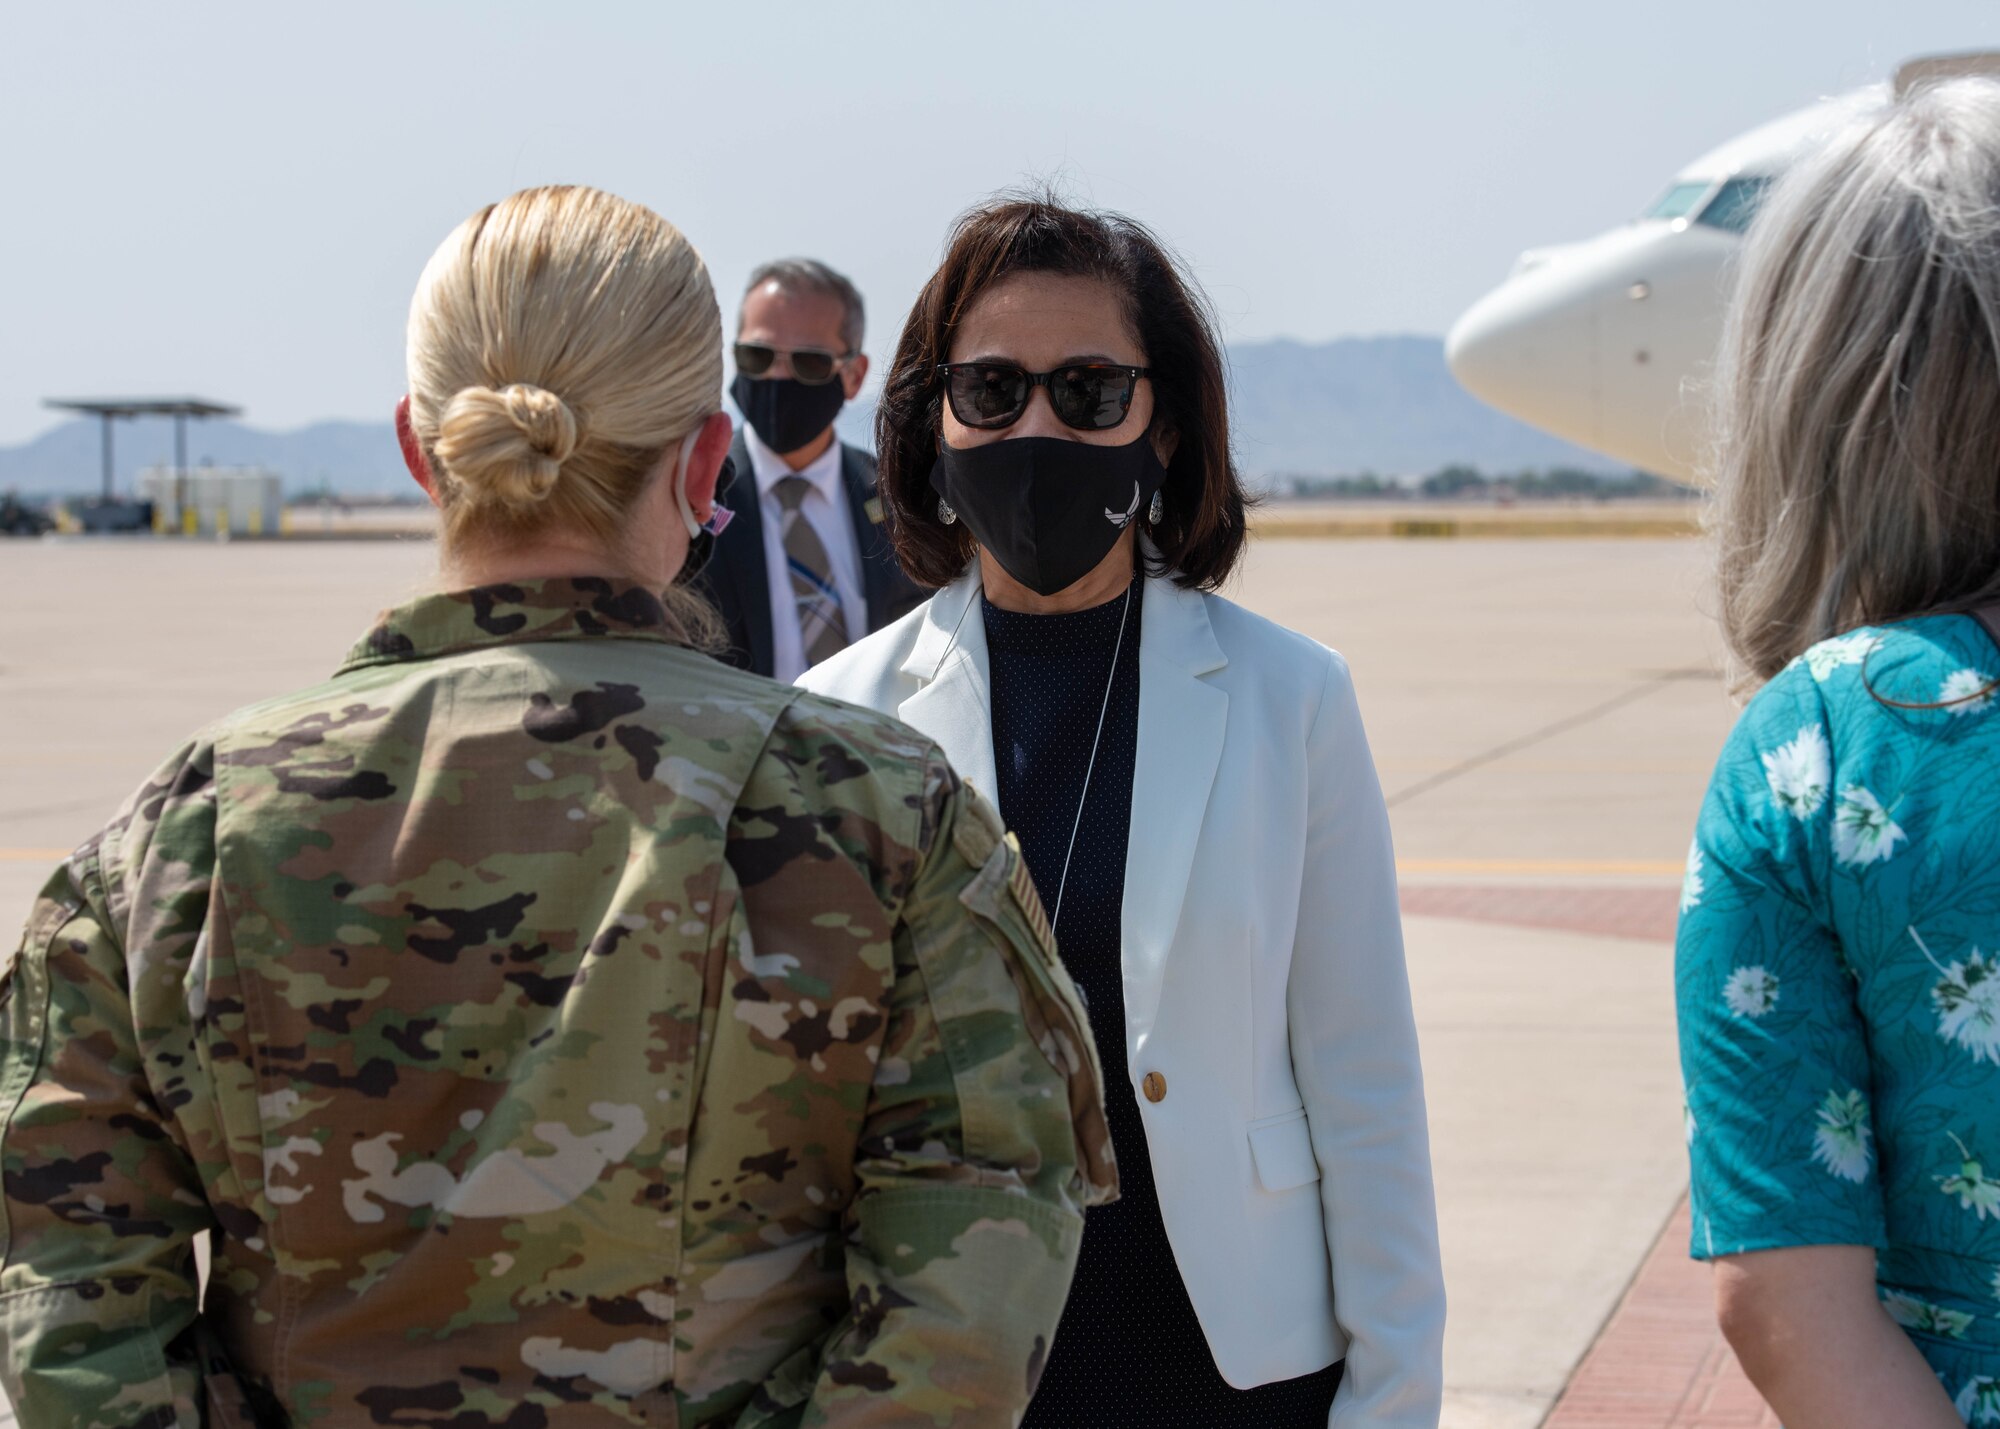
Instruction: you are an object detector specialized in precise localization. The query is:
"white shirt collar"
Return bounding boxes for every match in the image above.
[744,427,844,506]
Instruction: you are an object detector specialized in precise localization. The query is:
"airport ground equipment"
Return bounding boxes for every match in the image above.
[71,497,155,534]
[138,465,282,536]
[0,494,54,537]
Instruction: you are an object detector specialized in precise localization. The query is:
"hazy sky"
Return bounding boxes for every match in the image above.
[2,2,1991,445]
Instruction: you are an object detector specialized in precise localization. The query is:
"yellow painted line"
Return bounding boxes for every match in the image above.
[1398,858,1684,877]
[0,850,69,863]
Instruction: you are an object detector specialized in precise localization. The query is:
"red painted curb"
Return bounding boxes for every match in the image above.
[1543,1200,1778,1428]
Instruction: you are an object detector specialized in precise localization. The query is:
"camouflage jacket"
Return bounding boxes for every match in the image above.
[0,578,1115,1428]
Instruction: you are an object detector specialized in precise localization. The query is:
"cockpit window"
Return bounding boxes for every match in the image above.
[1644,181,1713,222]
[1695,176,1773,235]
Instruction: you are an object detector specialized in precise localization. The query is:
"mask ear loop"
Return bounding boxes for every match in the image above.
[671,427,704,540]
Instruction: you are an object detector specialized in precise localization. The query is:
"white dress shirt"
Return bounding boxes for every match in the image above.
[744,428,869,683]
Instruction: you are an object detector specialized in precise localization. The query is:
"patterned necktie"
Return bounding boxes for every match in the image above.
[775,476,849,667]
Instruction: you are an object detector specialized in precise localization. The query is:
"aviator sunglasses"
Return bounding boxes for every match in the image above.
[937,361,1152,432]
[734,341,853,385]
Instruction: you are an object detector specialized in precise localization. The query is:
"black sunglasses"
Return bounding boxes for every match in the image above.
[936,361,1151,432]
[734,341,852,385]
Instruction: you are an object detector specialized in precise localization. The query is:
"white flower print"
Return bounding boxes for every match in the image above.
[1682,1089,1697,1147]
[1991,1264,2000,1303]
[1960,1376,2000,1426]
[1810,1089,1874,1183]
[1680,839,1706,913]
[1940,1134,2000,1221]
[1941,667,1997,715]
[1830,786,1906,867]
[1762,725,1831,819]
[1722,965,1779,1019]
[1804,632,1879,682]
[1946,1171,2000,1221]
[1882,1291,1975,1339]
[1917,932,2000,1065]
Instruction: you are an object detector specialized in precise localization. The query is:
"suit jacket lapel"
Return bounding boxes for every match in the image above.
[840,446,891,630]
[1122,575,1229,1047]
[895,571,1000,803]
[719,436,775,676]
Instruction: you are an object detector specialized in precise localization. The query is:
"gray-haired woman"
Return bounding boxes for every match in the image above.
[1678,79,2000,1428]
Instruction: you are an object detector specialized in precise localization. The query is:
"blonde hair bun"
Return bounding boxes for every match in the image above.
[434,383,581,508]
[406,186,721,551]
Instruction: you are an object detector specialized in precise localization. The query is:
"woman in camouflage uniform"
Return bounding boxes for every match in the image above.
[0,185,1113,1428]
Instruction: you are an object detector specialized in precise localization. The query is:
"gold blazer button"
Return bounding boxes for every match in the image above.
[1141,1071,1167,1103]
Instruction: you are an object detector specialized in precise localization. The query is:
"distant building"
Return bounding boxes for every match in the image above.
[138,465,282,536]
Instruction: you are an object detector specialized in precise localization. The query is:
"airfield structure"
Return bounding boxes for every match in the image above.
[137,465,282,537]
[42,396,242,502]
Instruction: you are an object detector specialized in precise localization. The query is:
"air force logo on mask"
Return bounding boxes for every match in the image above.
[1106,483,1140,528]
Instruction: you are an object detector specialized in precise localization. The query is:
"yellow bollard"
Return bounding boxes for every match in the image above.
[182,506,197,536]
[247,508,263,537]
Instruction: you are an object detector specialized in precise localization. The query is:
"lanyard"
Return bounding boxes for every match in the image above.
[930,575,1136,943]
[1049,581,1134,940]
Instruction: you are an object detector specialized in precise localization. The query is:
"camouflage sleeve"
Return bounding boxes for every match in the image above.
[0,748,217,1427]
[803,762,1116,1427]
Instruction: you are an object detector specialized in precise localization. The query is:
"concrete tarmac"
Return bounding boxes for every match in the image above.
[1240,538,1733,1428]
[0,534,1739,1426]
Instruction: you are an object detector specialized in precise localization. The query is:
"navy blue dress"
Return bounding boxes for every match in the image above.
[985,580,1343,1428]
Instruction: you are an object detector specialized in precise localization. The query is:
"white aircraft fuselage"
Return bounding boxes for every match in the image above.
[1445,79,1926,483]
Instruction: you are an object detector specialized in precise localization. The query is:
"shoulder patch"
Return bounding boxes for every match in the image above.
[944,812,1116,1206]
[1005,836,1056,959]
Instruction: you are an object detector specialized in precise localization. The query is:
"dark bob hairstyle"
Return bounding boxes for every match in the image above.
[876,195,1250,590]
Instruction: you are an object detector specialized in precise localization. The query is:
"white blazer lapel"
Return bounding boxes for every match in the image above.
[1122,575,1228,1047]
[895,571,1002,802]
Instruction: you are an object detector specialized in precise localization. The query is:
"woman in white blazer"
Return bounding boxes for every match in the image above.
[800,196,1443,1427]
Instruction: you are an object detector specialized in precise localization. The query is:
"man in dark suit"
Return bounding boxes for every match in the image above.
[700,258,925,680]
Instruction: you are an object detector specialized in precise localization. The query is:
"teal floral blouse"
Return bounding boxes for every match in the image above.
[1679,612,2000,1422]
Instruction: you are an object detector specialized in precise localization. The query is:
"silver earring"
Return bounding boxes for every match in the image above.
[938,497,958,526]
[1147,490,1165,526]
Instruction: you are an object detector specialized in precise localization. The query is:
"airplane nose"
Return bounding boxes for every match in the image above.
[1448,223,1732,482]
[1446,260,1604,451]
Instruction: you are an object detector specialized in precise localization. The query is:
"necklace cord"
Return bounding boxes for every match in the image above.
[1051,581,1134,939]
[927,581,981,682]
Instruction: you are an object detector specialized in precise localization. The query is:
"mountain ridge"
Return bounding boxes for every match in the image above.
[0,335,1623,498]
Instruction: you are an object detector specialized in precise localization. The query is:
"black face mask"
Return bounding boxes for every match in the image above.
[732,373,845,455]
[929,432,1167,597]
